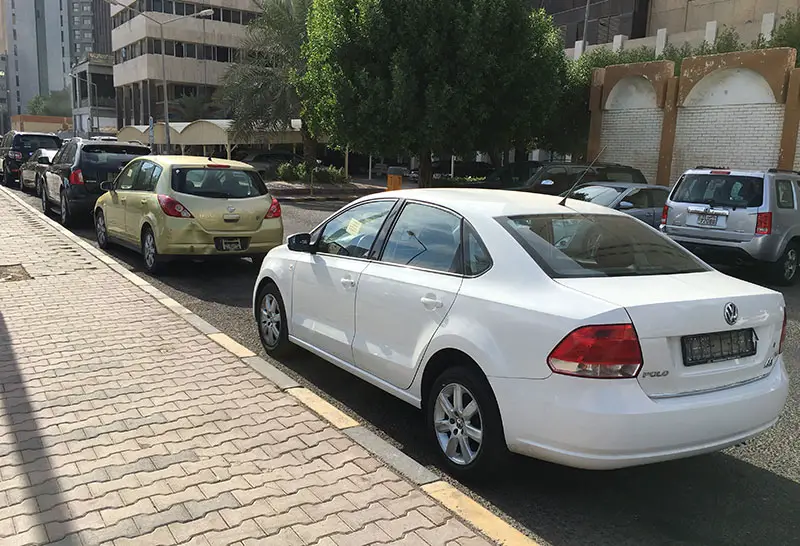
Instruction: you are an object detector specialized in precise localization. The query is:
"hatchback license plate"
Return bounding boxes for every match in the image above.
[697,214,718,226]
[681,328,757,366]
[220,238,242,251]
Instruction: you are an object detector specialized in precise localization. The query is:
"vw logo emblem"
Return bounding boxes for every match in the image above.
[724,302,738,326]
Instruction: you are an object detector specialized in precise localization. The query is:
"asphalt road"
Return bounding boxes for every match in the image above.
[8,185,800,546]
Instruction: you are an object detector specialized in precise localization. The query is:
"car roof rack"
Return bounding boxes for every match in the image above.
[693,165,730,170]
[767,168,800,175]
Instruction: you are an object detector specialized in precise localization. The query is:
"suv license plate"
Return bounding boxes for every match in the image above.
[697,214,718,226]
[221,238,242,251]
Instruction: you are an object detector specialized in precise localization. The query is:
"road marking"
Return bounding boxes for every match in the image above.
[287,387,359,429]
[422,481,540,546]
[207,332,256,358]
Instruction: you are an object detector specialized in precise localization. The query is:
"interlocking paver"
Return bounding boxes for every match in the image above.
[0,187,492,545]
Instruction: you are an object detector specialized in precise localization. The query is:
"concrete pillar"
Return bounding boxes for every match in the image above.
[762,12,776,42]
[655,28,668,57]
[573,40,586,60]
[704,21,717,45]
[612,35,628,53]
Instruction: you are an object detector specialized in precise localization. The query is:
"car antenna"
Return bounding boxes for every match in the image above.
[558,145,607,207]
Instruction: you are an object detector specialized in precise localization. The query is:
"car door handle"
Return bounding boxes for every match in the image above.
[420,295,443,309]
[340,277,355,288]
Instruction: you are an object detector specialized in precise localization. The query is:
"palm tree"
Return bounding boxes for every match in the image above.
[170,94,220,122]
[218,0,316,166]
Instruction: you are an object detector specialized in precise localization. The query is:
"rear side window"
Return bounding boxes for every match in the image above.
[14,134,61,150]
[500,214,709,278]
[172,167,268,198]
[80,145,150,169]
[776,180,795,209]
[671,174,764,208]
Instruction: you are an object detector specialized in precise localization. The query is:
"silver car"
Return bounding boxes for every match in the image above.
[661,167,800,285]
[565,182,669,228]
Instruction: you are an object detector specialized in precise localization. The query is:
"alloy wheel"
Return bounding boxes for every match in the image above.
[259,293,281,348]
[60,194,68,224]
[41,187,48,213]
[95,213,107,246]
[143,232,156,269]
[433,382,483,466]
[785,249,797,281]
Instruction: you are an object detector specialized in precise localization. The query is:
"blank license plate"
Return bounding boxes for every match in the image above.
[220,238,242,251]
[681,328,757,366]
[697,214,719,226]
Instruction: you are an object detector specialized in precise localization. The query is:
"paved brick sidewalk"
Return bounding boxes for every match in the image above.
[0,189,493,545]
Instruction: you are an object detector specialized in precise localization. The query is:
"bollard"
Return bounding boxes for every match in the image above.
[386,166,404,191]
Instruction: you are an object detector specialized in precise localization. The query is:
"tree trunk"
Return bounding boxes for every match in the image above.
[514,146,526,162]
[418,150,433,188]
[502,150,509,167]
[488,149,501,167]
[300,123,317,172]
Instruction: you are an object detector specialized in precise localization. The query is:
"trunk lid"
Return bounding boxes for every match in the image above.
[175,193,272,232]
[557,271,784,398]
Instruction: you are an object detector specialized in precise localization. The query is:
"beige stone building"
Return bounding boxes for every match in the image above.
[110,0,259,128]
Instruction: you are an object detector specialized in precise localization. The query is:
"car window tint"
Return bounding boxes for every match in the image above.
[147,164,163,191]
[116,161,141,190]
[61,143,78,163]
[647,189,668,208]
[133,161,156,191]
[623,188,649,208]
[463,223,491,276]
[604,169,635,182]
[776,180,795,209]
[172,168,268,198]
[568,185,624,206]
[382,203,462,274]
[15,134,61,150]
[318,200,395,258]
[672,174,764,207]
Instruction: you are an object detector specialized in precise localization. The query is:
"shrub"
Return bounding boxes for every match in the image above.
[276,162,297,181]
[311,165,347,184]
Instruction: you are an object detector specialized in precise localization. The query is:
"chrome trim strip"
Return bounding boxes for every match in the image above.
[648,371,771,400]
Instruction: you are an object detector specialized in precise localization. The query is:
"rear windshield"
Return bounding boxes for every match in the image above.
[566,185,625,207]
[671,174,764,208]
[172,167,268,199]
[15,134,61,150]
[80,145,150,169]
[500,214,709,278]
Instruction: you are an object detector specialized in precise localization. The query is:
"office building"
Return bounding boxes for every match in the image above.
[71,53,116,136]
[69,0,113,59]
[547,0,650,46]
[110,0,259,128]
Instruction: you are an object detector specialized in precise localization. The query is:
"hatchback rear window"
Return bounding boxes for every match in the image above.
[172,167,268,199]
[81,145,150,169]
[671,174,764,208]
[15,134,61,150]
[500,214,709,278]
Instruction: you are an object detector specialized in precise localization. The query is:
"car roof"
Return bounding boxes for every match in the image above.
[78,139,148,148]
[577,181,663,190]
[13,131,60,137]
[362,188,624,218]
[138,155,255,170]
[681,168,790,178]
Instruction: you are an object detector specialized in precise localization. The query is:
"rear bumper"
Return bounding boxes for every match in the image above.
[156,217,283,257]
[65,187,102,216]
[666,230,781,263]
[489,360,789,470]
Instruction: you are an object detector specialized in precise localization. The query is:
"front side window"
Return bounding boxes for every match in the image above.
[776,180,795,209]
[116,161,141,190]
[381,203,462,274]
[133,161,162,191]
[671,174,764,208]
[500,213,709,278]
[317,200,396,258]
[621,188,650,209]
[646,189,668,208]
[171,167,268,199]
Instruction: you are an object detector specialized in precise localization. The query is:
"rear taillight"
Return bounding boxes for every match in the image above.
[547,324,643,379]
[8,151,22,160]
[660,205,669,225]
[157,195,193,218]
[265,197,281,219]
[69,169,84,185]
[756,212,772,235]
[779,310,787,354]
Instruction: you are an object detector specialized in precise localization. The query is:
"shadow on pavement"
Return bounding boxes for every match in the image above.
[0,312,76,543]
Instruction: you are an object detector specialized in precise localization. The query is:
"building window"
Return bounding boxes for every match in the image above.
[185,43,196,58]
[73,16,80,26]
[82,3,91,11]
[164,40,175,56]
[222,9,232,23]
[83,31,92,39]
[12,29,16,40]
[153,0,163,11]
[74,30,81,40]
[174,42,184,57]
[164,0,173,14]
[83,17,91,25]
[217,46,231,63]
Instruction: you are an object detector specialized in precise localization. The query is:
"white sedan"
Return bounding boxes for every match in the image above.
[253,189,789,474]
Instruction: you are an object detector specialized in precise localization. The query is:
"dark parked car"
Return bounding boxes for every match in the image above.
[19,148,58,196]
[41,138,150,227]
[486,161,648,195]
[563,181,669,228]
[482,160,544,188]
[0,131,62,186]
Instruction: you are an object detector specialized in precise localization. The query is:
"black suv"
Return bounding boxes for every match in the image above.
[41,138,150,227]
[485,161,648,195]
[0,131,63,186]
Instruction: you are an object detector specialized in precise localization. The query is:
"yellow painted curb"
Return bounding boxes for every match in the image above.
[287,387,359,430]
[422,481,540,546]
[208,332,256,358]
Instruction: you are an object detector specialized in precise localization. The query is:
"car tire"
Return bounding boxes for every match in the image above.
[34,177,42,198]
[426,365,507,479]
[41,184,51,215]
[95,210,109,250]
[59,191,73,228]
[256,282,294,358]
[141,226,163,275]
[771,242,799,286]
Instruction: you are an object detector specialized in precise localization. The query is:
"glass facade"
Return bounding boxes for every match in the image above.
[543,0,650,46]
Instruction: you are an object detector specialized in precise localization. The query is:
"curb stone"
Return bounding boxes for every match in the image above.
[0,185,539,546]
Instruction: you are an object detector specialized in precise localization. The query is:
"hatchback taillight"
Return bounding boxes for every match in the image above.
[756,212,772,235]
[547,324,643,379]
[157,195,193,218]
[660,205,669,225]
[8,151,22,160]
[779,310,787,354]
[69,169,84,185]
[265,197,281,219]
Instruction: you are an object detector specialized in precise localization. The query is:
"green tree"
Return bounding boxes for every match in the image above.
[219,0,317,166]
[302,0,565,187]
[27,95,47,115]
[770,11,800,64]
[170,93,220,121]
[27,91,71,117]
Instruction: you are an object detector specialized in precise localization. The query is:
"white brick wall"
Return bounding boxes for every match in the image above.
[601,109,663,184]
[671,104,784,184]
[793,122,800,172]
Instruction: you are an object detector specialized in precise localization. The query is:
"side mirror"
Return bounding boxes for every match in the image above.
[617,201,634,210]
[100,181,113,192]
[287,232,313,253]
[37,156,50,165]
